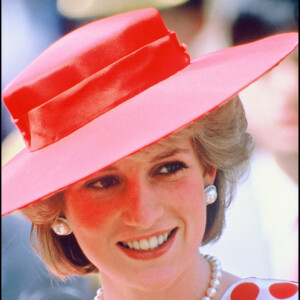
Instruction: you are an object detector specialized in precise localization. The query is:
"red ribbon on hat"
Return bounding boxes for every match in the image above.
[12,32,189,151]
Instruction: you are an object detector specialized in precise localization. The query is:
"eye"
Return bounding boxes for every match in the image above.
[154,161,187,176]
[87,176,120,189]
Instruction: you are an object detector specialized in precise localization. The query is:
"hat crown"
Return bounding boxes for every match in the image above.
[3,9,167,118]
[2,8,190,151]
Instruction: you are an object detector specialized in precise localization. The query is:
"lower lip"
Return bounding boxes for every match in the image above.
[117,229,177,260]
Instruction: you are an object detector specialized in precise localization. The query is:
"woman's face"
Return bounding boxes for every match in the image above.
[64,138,215,291]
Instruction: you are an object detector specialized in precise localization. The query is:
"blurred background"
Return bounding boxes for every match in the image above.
[2,0,298,299]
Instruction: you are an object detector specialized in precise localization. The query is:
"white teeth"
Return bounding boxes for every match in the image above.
[121,230,174,251]
[149,236,158,249]
[127,241,134,249]
[140,239,150,250]
[158,234,164,245]
[163,233,168,241]
[133,240,140,250]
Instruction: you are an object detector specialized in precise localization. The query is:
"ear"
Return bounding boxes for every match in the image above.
[203,166,217,187]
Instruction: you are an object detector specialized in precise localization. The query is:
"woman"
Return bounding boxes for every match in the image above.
[2,8,298,300]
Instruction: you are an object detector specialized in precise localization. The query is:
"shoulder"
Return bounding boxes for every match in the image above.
[220,277,298,300]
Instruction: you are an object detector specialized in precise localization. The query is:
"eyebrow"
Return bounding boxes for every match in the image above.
[150,148,190,162]
[100,166,118,172]
[96,147,191,175]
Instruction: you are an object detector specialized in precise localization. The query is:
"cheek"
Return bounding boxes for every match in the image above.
[64,190,122,230]
[166,177,207,246]
[162,176,205,217]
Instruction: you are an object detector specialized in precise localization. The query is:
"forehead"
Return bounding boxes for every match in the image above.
[124,135,192,163]
[62,135,198,193]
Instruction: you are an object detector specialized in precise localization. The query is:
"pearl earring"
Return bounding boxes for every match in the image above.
[52,217,72,235]
[205,185,217,205]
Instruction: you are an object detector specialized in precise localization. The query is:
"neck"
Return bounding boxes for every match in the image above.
[274,152,298,183]
[100,251,211,300]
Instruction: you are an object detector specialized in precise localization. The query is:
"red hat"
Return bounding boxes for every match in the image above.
[2,8,298,216]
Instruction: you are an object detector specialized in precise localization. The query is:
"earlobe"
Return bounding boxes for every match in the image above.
[203,166,217,186]
[203,167,217,205]
[204,185,218,205]
[52,217,73,235]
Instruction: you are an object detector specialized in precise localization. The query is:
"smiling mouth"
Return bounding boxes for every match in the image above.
[118,228,177,251]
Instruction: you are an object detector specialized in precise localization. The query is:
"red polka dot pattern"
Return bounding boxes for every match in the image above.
[220,277,298,299]
[269,282,298,299]
[231,282,260,300]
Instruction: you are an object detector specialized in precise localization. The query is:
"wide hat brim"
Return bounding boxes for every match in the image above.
[2,32,298,216]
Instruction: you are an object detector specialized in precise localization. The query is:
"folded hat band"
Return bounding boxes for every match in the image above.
[15,32,190,151]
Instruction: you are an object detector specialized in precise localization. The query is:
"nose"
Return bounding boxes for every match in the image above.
[121,179,164,229]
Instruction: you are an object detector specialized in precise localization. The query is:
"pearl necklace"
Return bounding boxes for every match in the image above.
[94,254,222,300]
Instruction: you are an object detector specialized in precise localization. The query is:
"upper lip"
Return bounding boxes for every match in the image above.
[118,227,177,243]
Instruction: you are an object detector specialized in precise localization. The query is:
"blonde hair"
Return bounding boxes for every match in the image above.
[21,95,254,277]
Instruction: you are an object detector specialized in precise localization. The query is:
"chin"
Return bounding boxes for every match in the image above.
[124,265,183,292]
